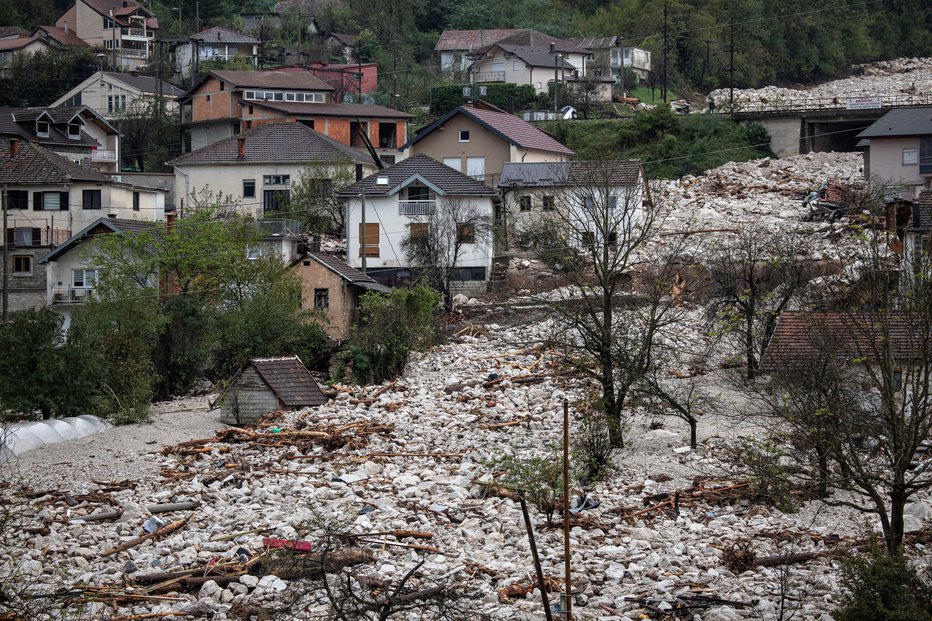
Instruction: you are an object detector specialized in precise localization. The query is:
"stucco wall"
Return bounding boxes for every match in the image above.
[867,137,927,196]
[409,114,511,186]
[293,259,354,340]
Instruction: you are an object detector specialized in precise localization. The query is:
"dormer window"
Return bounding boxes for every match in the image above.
[36,121,50,137]
[68,122,81,139]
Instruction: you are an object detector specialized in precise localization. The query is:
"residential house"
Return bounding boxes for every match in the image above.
[32,24,90,49]
[569,36,652,84]
[215,356,327,424]
[337,154,500,287]
[240,12,283,34]
[292,252,390,340]
[179,69,411,163]
[435,29,525,72]
[325,33,357,63]
[404,101,574,187]
[176,27,260,80]
[55,0,158,70]
[168,122,376,220]
[498,159,643,253]
[468,31,590,95]
[0,36,51,77]
[858,108,932,200]
[38,216,162,330]
[903,190,932,288]
[0,105,122,172]
[51,71,185,121]
[0,139,165,313]
[307,62,378,100]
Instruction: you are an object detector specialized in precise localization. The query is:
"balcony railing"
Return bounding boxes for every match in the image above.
[399,200,436,216]
[50,287,96,305]
[473,71,506,82]
[256,218,301,238]
[122,28,153,39]
[91,149,117,161]
[121,47,148,59]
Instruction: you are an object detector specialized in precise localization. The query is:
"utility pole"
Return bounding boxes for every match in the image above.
[2,185,7,322]
[661,2,668,103]
[110,9,117,70]
[618,36,624,97]
[359,190,367,274]
[726,16,736,118]
[553,52,559,112]
[562,398,572,619]
[391,40,398,110]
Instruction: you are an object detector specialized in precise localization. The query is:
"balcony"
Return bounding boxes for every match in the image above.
[121,47,148,59]
[399,200,436,216]
[256,218,301,238]
[50,287,96,305]
[473,71,505,82]
[121,28,153,40]
[91,149,117,162]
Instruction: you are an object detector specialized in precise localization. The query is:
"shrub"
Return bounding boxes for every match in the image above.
[572,395,614,485]
[486,449,566,526]
[834,546,932,621]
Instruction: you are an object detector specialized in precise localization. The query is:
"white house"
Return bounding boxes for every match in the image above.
[858,107,932,200]
[52,71,185,121]
[176,27,260,79]
[570,36,652,84]
[168,122,376,219]
[0,35,51,77]
[337,154,500,286]
[499,160,644,252]
[55,0,158,70]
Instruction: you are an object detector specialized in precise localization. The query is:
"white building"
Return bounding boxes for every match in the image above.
[337,154,500,286]
[52,71,184,121]
[176,27,259,79]
[55,0,158,70]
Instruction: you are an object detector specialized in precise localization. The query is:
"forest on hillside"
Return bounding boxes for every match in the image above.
[3,0,930,93]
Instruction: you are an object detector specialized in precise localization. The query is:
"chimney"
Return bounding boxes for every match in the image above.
[355,163,363,181]
[64,21,70,34]
[549,42,555,53]
[166,212,176,236]
[236,136,246,159]
[9,138,19,158]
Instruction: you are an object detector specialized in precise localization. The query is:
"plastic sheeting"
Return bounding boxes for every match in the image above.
[1,415,112,461]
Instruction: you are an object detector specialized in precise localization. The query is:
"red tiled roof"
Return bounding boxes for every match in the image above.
[35,25,88,47]
[253,100,412,120]
[0,36,42,52]
[434,29,524,52]
[761,311,924,371]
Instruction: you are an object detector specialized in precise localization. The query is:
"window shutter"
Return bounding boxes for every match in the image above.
[31,228,41,245]
[358,223,379,257]
[5,228,12,244]
[60,191,69,211]
[34,192,43,211]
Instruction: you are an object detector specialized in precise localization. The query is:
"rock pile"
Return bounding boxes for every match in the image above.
[5,315,916,621]
[708,56,932,110]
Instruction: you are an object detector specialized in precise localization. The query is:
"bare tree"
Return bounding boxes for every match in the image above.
[400,197,492,311]
[751,195,932,554]
[707,224,819,379]
[521,161,696,447]
[290,165,357,237]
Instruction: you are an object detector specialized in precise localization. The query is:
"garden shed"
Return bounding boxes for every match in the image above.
[217,356,327,424]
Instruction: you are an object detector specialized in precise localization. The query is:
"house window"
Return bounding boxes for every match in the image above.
[36,121,50,137]
[132,191,140,211]
[72,269,97,288]
[82,189,102,210]
[313,288,329,309]
[246,245,261,260]
[442,157,461,171]
[456,223,476,244]
[35,191,66,211]
[359,222,379,257]
[219,82,225,91]
[312,179,334,196]
[104,39,116,50]
[513,60,521,71]
[245,91,255,100]
[581,231,596,246]
[920,138,932,175]
[103,16,116,29]
[263,189,290,214]
[459,130,470,142]
[542,196,555,211]
[519,196,532,211]
[380,155,396,166]
[263,174,290,185]
[68,122,81,139]
[407,186,429,202]
[903,149,918,165]
[409,222,429,241]
[7,190,27,210]
[243,179,256,198]
[584,196,595,210]
[12,256,31,274]
[11,227,34,245]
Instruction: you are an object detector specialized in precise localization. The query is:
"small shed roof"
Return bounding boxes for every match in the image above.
[305,253,391,292]
[250,356,327,407]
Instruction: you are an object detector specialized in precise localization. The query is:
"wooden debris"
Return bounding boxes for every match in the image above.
[479,416,532,430]
[99,518,189,558]
[498,575,562,603]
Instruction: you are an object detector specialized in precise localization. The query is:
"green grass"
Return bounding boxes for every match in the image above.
[626,86,680,103]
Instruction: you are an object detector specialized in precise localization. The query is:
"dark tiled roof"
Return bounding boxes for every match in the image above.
[40,217,162,264]
[306,253,391,292]
[0,107,99,148]
[0,142,111,185]
[104,71,185,97]
[493,44,578,69]
[911,190,932,230]
[251,356,327,407]
[190,26,259,44]
[406,104,573,155]
[492,30,586,54]
[761,311,922,372]
[500,160,640,187]
[82,0,153,20]
[34,25,88,47]
[329,33,356,46]
[0,27,29,38]
[337,153,499,197]
[570,36,618,49]
[252,100,413,120]
[857,107,932,139]
[211,70,334,92]
[434,29,524,52]
[169,122,371,165]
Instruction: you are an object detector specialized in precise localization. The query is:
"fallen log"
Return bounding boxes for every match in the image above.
[479,416,532,430]
[99,518,188,558]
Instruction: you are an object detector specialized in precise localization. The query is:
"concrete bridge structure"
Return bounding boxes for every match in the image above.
[721,94,932,157]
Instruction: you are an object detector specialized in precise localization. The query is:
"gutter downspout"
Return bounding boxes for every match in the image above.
[175,166,190,218]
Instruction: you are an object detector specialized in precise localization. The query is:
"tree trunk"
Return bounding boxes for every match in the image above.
[745,313,757,380]
[689,417,697,449]
[816,446,828,499]
[887,485,906,554]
